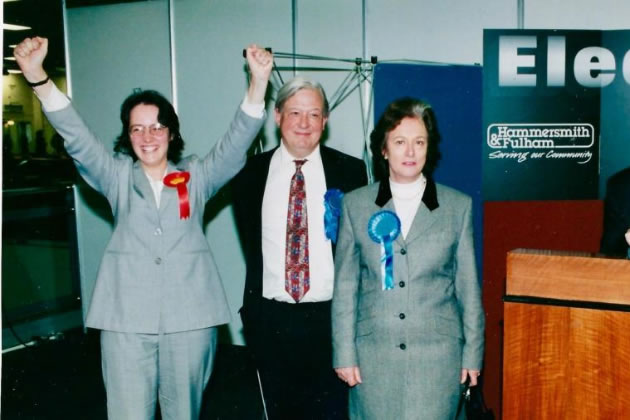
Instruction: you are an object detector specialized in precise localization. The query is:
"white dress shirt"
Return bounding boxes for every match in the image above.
[390,174,427,239]
[144,170,167,207]
[261,143,334,303]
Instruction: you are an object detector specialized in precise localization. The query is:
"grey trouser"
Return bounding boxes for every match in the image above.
[100,327,218,420]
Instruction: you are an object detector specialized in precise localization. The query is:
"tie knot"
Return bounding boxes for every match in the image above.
[294,159,307,170]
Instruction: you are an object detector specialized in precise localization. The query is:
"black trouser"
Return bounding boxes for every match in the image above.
[248,298,348,420]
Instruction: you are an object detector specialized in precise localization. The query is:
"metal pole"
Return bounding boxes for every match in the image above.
[168,0,178,111]
[292,0,298,76]
[256,369,269,420]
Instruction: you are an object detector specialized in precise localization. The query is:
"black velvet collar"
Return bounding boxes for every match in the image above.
[375,176,439,211]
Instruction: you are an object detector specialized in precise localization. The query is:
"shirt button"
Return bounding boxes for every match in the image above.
[399,313,406,320]
[399,281,406,288]
[399,343,406,350]
[154,227,163,236]
[155,257,162,265]
[400,248,407,255]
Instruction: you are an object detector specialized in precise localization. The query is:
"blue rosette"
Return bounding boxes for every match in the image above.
[368,210,401,290]
[324,188,344,244]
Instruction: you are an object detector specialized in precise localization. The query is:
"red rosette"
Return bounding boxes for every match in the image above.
[163,171,191,219]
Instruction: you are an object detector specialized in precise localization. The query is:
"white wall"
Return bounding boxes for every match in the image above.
[65,0,630,344]
[368,0,517,65]
[524,0,630,29]
[66,0,172,323]
[172,0,294,344]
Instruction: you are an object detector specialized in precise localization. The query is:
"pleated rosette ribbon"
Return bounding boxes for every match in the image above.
[323,188,344,244]
[367,210,401,290]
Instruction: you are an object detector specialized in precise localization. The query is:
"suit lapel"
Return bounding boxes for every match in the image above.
[132,161,186,219]
[159,162,180,217]
[373,177,441,247]
[321,146,337,189]
[132,161,158,211]
[404,179,440,245]
[374,178,406,249]
[248,148,275,231]
[321,146,345,255]
[255,149,274,201]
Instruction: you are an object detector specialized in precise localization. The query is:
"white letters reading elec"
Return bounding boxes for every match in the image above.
[498,35,630,88]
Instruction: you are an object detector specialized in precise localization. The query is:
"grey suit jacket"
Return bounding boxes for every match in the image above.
[332,178,485,419]
[45,103,264,333]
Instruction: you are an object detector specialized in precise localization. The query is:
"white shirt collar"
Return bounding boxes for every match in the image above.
[143,167,168,184]
[279,142,322,167]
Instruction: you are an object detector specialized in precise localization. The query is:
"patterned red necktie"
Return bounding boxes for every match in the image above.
[285,159,310,302]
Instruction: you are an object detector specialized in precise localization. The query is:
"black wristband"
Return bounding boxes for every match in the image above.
[27,76,50,87]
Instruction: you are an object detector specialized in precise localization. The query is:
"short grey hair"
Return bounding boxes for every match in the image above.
[275,76,330,117]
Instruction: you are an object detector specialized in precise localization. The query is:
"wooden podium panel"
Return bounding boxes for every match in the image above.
[507,250,630,304]
[503,249,630,419]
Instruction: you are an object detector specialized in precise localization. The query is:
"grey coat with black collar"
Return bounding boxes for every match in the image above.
[332,178,485,420]
[45,102,264,334]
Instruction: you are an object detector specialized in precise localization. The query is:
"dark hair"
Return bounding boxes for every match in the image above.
[370,97,442,181]
[114,90,184,163]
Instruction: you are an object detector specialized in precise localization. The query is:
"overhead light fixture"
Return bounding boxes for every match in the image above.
[9,44,17,48]
[7,69,22,74]
[5,57,16,61]
[4,23,31,31]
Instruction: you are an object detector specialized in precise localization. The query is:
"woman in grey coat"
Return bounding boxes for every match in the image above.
[14,37,272,419]
[332,97,485,419]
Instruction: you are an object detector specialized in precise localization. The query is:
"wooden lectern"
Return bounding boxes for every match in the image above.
[503,249,630,419]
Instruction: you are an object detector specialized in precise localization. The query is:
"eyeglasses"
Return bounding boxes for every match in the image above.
[129,123,168,139]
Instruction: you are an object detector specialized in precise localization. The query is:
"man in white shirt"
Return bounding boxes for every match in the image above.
[233,76,367,419]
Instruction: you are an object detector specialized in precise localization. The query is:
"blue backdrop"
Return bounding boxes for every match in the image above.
[372,63,483,274]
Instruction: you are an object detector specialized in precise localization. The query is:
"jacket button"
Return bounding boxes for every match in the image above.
[399,281,406,288]
[399,313,405,320]
[155,257,162,265]
[399,343,406,350]
[400,248,407,255]
[154,227,163,236]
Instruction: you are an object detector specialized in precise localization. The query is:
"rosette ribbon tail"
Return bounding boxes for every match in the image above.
[163,171,191,220]
[176,184,190,219]
[381,235,395,290]
[324,212,338,243]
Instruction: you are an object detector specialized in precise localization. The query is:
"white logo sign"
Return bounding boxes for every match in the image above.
[487,123,594,163]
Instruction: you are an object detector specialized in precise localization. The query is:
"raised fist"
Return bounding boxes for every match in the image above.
[13,37,49,83]
[245,44,273,83]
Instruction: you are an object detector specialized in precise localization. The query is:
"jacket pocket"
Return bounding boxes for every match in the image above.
[434,315,464,340]
[356,318,374,338]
